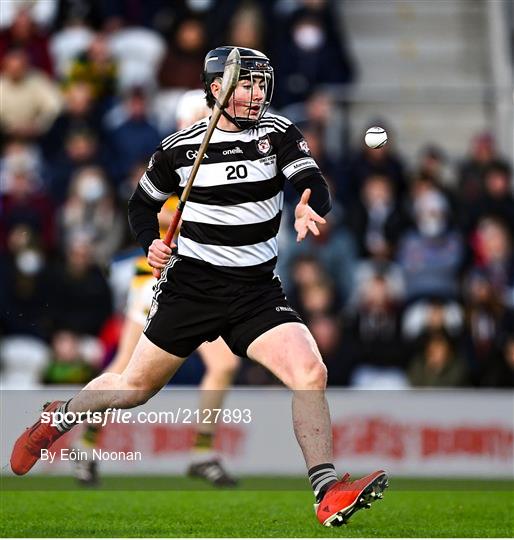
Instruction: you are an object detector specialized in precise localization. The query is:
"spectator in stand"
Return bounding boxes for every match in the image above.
[308,313,350,386]
[281,91,346,192]
[458,132,509,208]
[42,330,101,385]
[158,15,207,89]
[0,138,43,189]
[205,0,271,54]
[0,225,50,339]
[417,145,451,185]
[96,1,172,32]
[46,128,108,204]
[407,172,437,203]
[105,86,160,186]
[416,146,459,214]
[304,92,346,193]
[470,216,514,308]
[58,166,124,265]
[285,255,350,386]
[282,203,356,305]
[0,6,54,76]
[222,2,267,54]
[345,271,407,387]
[0,143,55,254]
[466,162,514,236]
[300,121,331,179]
[286,266,350,386]
[51,1,103,32]
[108,25,165,92]
[397,189,465,303]
[480,332,514,388]
[402,299,463,345]
[47,232,112,336]
[462,270,513,386]
[296,277,341,321]
[0,0,57,30]
[347,173,408,260]
[41,82,103,161]
[0,47,62,139]
[49,15,95,79]
[271,1,354,108]
[398,189,466,355]
[345,171,407,319]
[407,330,469,387]
[285,254,331,313]
[65,33,117,110]
[345,126,406,207]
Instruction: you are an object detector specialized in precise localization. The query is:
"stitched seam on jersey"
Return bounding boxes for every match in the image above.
[258,121,286,133]
[272,117,290,130]
[162,125,208,150]
[266,113,291,127]
[161,120,208,148]
[161,121,205,147]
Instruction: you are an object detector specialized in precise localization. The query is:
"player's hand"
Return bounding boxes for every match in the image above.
[148,239,176,278]
[294,189,326,242]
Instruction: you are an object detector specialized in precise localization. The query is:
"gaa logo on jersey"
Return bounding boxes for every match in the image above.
[297,139,311,155]
[186,149,209,160]
[256,135,272,155]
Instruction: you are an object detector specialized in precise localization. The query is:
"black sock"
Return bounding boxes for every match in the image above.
[309,463,338,502]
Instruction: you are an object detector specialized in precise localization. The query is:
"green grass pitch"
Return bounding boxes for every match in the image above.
[1,476,512,537]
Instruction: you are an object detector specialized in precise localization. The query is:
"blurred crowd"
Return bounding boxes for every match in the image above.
[1,0,513,389]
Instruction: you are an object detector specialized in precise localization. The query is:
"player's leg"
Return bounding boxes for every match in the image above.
[75,316,144,485]
[105,318,144,375]
[247,322,332,468]
[10,334,186,475]
[69,333,184,412]
[188,337,240,486]
[11,257,227,476]
[78,272,154,463]
[247,322,387,526]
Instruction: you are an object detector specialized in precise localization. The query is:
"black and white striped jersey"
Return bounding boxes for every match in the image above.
[137,112,324,279]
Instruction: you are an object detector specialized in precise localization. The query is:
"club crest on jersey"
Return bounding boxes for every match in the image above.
[147,153,157,171]
[256,135,272,155]
[297,139,311,155]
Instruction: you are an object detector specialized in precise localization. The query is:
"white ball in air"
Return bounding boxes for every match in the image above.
[365,126,388,149]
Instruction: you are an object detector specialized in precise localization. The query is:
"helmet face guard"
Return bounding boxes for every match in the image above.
[203,47,274,129]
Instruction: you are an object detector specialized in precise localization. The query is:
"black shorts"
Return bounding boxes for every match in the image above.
[143,256,304,358]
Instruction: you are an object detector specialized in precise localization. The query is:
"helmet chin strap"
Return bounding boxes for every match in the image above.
[215,96,257,130]
[222,109,256,130]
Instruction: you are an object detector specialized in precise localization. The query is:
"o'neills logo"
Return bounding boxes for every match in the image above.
[256,135,271,155]
[223,147,244,155]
